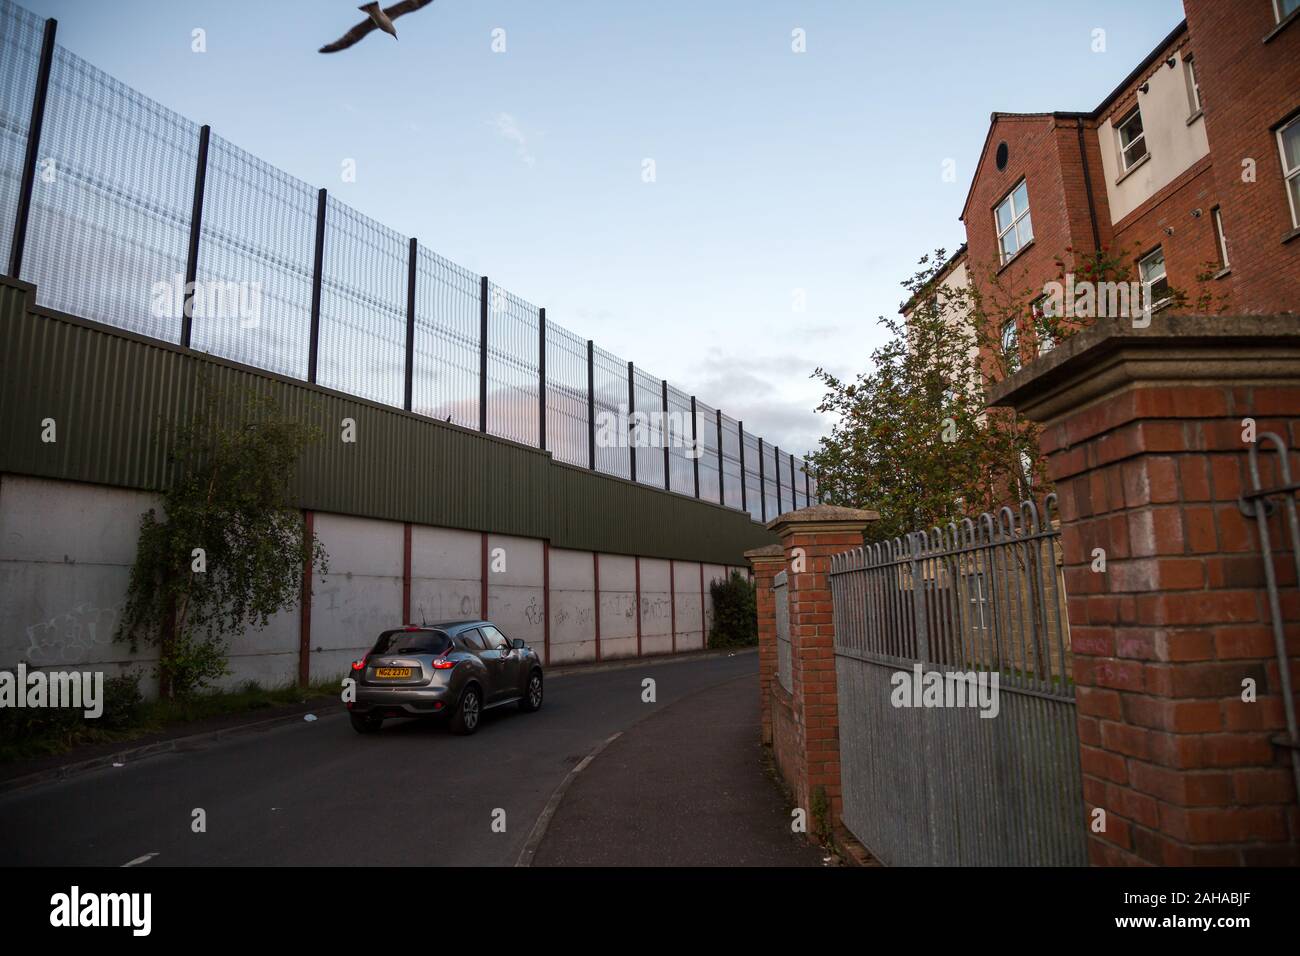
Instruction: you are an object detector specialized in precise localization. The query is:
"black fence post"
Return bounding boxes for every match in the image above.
[538,307,546,451]
[690,396,700,498]
[758,437,766,521]
[180,123,210,347]
[789,453,797,509]
[661,379,670,491]
[404,237,416,411]
[805,465,811,507]
[479,276,489,433]
[627,361,637,483]
[738,421,747,514]
[774,444,782,515]
[8,17,57,279]
[587,339,595,471]
[715,409,724,507]
[307,187,327,384]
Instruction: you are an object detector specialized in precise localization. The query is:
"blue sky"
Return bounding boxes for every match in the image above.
[22,0,1186,456]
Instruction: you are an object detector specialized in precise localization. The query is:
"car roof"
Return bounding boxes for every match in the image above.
[415,620,489,633]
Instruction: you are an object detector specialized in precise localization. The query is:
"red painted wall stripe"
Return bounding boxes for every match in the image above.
[670,560,677,653]
[699,563,706,651]
[593,551,602,662]
[634,555,643,657]
[402,522,412,624]
[542,540,551,666]
[480,532,489,619]
[299,509,314,687]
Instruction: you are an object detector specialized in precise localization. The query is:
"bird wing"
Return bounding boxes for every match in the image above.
[382,0,437,22]
[319,16,381,54]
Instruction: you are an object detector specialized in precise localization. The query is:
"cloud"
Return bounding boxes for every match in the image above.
[493,112,535,167]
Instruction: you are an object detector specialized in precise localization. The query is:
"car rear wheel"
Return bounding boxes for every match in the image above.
[519,670,543,712]
[450,684,481,735]
[350,712,383,734]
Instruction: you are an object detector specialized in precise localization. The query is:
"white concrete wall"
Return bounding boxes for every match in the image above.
[486,533,544,649]
[598,553,638,659]
[1,474,747,696]
[309,513,403,682]
[410,526,481,625]
[671,560,704,651]
[638,557,673,656]
[548,547,595,664]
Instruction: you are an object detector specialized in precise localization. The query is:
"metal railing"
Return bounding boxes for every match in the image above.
[829,495,1086,866]
[774,569,791,692]
[0,0,820,519]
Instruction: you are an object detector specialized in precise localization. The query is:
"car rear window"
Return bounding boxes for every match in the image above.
[369,629,452,656]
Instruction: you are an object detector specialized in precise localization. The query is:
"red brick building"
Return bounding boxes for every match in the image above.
[958,0,1300,373]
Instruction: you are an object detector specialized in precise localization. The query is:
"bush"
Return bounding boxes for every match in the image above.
[707,571,758,648]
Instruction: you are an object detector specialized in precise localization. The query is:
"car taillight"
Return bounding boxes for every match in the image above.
[432,658,455,670]
[351,656,367,671]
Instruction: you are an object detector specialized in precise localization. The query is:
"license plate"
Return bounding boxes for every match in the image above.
[375,667,412,678]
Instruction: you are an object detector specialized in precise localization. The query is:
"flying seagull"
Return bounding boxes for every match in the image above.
[319,0,436,54]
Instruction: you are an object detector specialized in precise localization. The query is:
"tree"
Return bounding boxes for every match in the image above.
[806,251,1042,541]
[116,382,329,698]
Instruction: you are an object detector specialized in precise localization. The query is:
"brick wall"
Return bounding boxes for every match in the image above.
[1184,0,1300,314]
[991,314,1300,865]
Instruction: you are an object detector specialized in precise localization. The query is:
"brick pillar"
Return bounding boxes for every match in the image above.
[990,314,1300,866]
[769,505,878,824]
[746,544,785,746]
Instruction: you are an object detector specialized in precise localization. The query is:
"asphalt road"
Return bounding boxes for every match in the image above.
[0,652,759,866]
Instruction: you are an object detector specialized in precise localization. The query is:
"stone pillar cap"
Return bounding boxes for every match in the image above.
[768,504,879,536]
[744,544,786,560]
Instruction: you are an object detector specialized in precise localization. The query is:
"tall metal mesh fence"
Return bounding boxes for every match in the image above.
[632,365,665,489]
[486,284,540,447]
[23,45,196,341]
[0,0,812,524]
[0,1,41,271]
[763,446,780,517]
[544,323,588,468]
[413,244,479,428]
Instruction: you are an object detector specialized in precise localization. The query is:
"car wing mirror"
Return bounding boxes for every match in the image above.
[511,638,526,649]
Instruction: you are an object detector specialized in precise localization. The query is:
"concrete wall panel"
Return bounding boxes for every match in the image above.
[549,548,595,664]
[598,553,637,659]
[638,557,673,656]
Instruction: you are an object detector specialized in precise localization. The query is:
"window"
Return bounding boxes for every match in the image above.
[480,625,510,651]
[370,629,452,657]
[1212,206,1229,269]
[1279,116,1300,229]
[1000,319,1020,372]
[1117,107,1148,171]
[460,628,486,650]
[1030,296,1054,353]
[1139,247,1170,308]
[1020,451,1035,489]
[995,180,1033,264]
[965,572,988,630]
[1184,55,1201,114]
[1276,0,1300,23]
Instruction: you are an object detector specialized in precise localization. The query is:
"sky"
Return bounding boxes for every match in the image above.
[20,0,1187,457]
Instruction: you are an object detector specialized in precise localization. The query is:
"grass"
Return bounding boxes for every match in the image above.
[0,676,343,764]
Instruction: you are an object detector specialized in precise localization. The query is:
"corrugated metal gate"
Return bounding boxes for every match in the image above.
[829,495,1087,866]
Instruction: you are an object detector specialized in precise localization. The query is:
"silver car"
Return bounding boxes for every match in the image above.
[346,620,544,735]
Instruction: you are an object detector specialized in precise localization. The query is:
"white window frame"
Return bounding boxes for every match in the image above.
[1184,54,1201,115]
[1212,206,1229,269]
[1117,107,1148,172]
[1031,296,1055,354]
[1275,0,1300,24]
[1000,318,1020,371]
[1279,116,1300,230]
[1139,246,1170,310]
[995,180,1033,265]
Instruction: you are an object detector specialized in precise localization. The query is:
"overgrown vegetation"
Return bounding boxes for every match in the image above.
[115,382,328,698]
[0,672,341,763]
[707,571,758,648]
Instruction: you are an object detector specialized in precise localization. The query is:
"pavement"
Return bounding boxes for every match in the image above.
[0,648,823,867]
[531,673,826,867]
